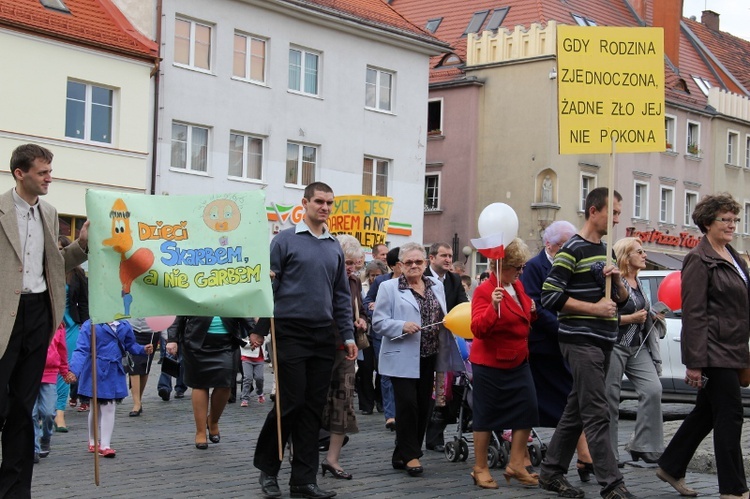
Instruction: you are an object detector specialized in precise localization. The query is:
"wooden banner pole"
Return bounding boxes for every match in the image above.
[90,322,100,485]
[605,137,616,300]
[270,318,283,461]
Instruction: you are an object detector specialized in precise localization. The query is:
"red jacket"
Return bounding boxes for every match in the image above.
[470,274,536,369]
[42,323,69,384]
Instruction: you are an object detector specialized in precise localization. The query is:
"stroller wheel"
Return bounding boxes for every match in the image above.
[497,444,509,469]
[487,446,499,468]
[458,439,470,462]
[528,443,542,466]
[444,440,459,462]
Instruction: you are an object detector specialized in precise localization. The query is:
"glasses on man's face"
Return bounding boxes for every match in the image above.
[715,217,741,225]
[401,259,425,267]
[630,249,646,256]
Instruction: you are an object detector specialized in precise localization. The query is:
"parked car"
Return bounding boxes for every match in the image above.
[619,270,750,406]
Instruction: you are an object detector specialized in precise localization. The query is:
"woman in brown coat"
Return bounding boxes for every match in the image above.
[656,193,750,499]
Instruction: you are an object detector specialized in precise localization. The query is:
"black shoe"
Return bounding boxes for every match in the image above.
[174,391,185,399]
[128,408,143,417]
[577,460,593,482]
[209,433,220,443]
[375,401,383,413]
[392,459,406,470]
[289,483,336,498]
[158,388,170,401]
[539,474,585,498]
[195,442,208,450]
[33,453,40,464]
[630,450,661,463]
[426,444,444,453]
[321,462,352,480]
[601,482,636,499]
[259,471,282,498]
[360,409,373,415]
[40,441,50,458]
[405,464,424,477]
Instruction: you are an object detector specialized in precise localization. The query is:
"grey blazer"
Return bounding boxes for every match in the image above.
[0,189,87,357]
[373,275,464,379]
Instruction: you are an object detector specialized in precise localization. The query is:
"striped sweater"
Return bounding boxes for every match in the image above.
[541,234,619,347]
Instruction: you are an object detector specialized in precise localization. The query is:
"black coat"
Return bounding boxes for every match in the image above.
[67,270,89,325]
[167,317,255,351]
[424,266,468,311]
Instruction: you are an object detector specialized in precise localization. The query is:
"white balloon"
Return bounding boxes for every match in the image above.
[477,203,519,245]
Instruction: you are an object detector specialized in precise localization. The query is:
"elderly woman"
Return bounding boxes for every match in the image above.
[166,317,256,449]
[373,242,464,476]
[470,238,538,489]
[606,237,664,464]
[319,235,367,480]
[657,194,750,499]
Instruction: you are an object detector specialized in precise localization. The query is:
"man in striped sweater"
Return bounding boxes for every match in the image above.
[538,187,633,499]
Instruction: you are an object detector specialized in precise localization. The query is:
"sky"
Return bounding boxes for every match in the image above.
[683,0,750,41]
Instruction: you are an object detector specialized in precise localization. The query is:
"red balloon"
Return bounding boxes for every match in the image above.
[144,316,176,332]
[657,271,682,311]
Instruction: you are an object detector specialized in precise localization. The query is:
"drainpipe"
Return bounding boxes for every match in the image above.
[149,0,163,195]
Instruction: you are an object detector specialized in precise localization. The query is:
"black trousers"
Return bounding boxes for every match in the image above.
[253,320,335,485]
[0,293,52,498]
[658,367,748,496]
[355,343,380,411]
[391,354,436,463]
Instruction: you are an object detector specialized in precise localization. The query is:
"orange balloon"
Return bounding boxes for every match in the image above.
[444,302,473,339]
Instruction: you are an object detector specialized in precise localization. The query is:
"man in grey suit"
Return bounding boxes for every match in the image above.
[0,144,88,497]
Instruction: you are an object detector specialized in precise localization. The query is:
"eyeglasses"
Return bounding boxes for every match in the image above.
[401,259,425,267]
[510,264,526,271]
[630,249,646,256]
[345,260,357,267]
[714,217,741,225]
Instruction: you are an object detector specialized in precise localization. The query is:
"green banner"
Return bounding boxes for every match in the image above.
[85,190,274,323]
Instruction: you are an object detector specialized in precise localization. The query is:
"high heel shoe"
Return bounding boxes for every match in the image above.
[385,419,396,431]
[630,450,661,463]
[471,469,499,489]
[503,465,539,487]
[321,462,352,480]
[207,422,220,443]
[576,459,594,482]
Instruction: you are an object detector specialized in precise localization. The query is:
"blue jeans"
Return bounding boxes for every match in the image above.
[372,335,395,420]
[32,383,56,453]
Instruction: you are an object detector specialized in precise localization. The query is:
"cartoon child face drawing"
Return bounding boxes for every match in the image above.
[203,198,241,232]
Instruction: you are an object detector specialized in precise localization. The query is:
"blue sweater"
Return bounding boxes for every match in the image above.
[270,225,354,342]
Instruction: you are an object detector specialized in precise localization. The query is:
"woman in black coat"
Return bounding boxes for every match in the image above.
[167,316,256,449]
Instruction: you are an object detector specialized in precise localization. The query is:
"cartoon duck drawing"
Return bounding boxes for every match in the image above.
[102,198,154,319]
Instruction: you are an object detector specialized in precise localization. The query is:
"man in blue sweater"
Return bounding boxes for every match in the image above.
[254,182,356,499]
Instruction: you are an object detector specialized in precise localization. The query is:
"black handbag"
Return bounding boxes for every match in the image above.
[161,356,181,378]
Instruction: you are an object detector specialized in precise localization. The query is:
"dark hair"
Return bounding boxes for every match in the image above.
[692,193,740,234]
[584,187,622,220]
[479,272,490,281]
[428,242,451,256]
[461,275,472,287]
[303,182,333,200]
[386,246,401,267]
[10,144,53,175]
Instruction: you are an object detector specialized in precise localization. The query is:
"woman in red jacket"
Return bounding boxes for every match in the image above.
[470,238,538,490]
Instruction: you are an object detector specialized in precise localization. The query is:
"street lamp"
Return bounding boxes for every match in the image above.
[462,246,473,264]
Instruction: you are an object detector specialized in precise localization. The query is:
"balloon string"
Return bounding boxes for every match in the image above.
[390,320,446,341]
[497,258,502,319]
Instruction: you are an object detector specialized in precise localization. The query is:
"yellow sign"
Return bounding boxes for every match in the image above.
[328,195,393,248]
[557,25,665,154]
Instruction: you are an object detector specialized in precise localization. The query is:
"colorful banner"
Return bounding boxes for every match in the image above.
[85,190,274,323]
[328,195,393,248]
[557,25,665,154]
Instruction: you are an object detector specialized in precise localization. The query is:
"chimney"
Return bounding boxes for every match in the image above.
[652,0,683,67]
[701,10,720,31]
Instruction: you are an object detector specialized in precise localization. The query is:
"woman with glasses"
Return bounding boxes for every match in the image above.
[657,194,749,499]
[373,242,464,477]
[469,238,539,490]
[605,237,664,465]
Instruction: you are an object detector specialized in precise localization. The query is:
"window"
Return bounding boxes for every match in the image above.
[687,121,700,155]
[664,115,676,151]
[685,191,698,226]
[745,203,750,234]
[171,122,208,172]
[691,75,711,96]
[572,13,597,26]
[427,99,443,134]
[65,80,113,144]
[233,33,266,83]
[58,214,85,239]
[486,8,510,31]
[289,48,319,95]
[228,133,263,180]
[746,135,750,168]
[174,18,212,71]
[660,186,674,223]
[425,18,442,33]
[425,174,440,211]
[286,142,317,185]
[464,10,489,36]
[728,131,739,165]
[365,67,393,112]
[40,0,69,13]
[580,174,596,211]
[634,181,648,219]
[362,157,389,196]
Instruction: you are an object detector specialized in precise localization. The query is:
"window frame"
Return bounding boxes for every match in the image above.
[232,31,267,85]
[664,114,676,152]
[424,173,441,212]
[727,129,740,165]
[362,156,389,196]
[288,46,321,96]
[633,180,649,219]
[65,79,115,145]
[744,202,750,235]
[659,185,675,224]
[463,10,489,36]
[170,121,210,174]
[228,131,264,182]
[686,120,700,156]
[365,66,395,113]
[580,173,597,211]
[174,17,213,72]
[285,141,318,186]
[425,18,443,33]
[684,190,698,227]
[427,98,443,135]
[745,134,750,168]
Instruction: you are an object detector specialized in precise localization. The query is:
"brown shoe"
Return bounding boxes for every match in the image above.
[656,468,698,497]
[471,468,499,489]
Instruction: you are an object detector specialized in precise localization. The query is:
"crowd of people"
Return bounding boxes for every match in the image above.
[1,147,749,499]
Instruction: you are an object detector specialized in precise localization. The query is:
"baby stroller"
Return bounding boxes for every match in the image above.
[443,371,547,469]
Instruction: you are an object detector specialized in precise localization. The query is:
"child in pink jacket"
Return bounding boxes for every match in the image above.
[32,323,73,462]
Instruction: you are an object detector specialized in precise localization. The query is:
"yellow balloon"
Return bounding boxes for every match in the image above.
[444,302,473,339]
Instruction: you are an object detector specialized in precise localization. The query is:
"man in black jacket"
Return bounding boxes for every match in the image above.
[423,243,468,452]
